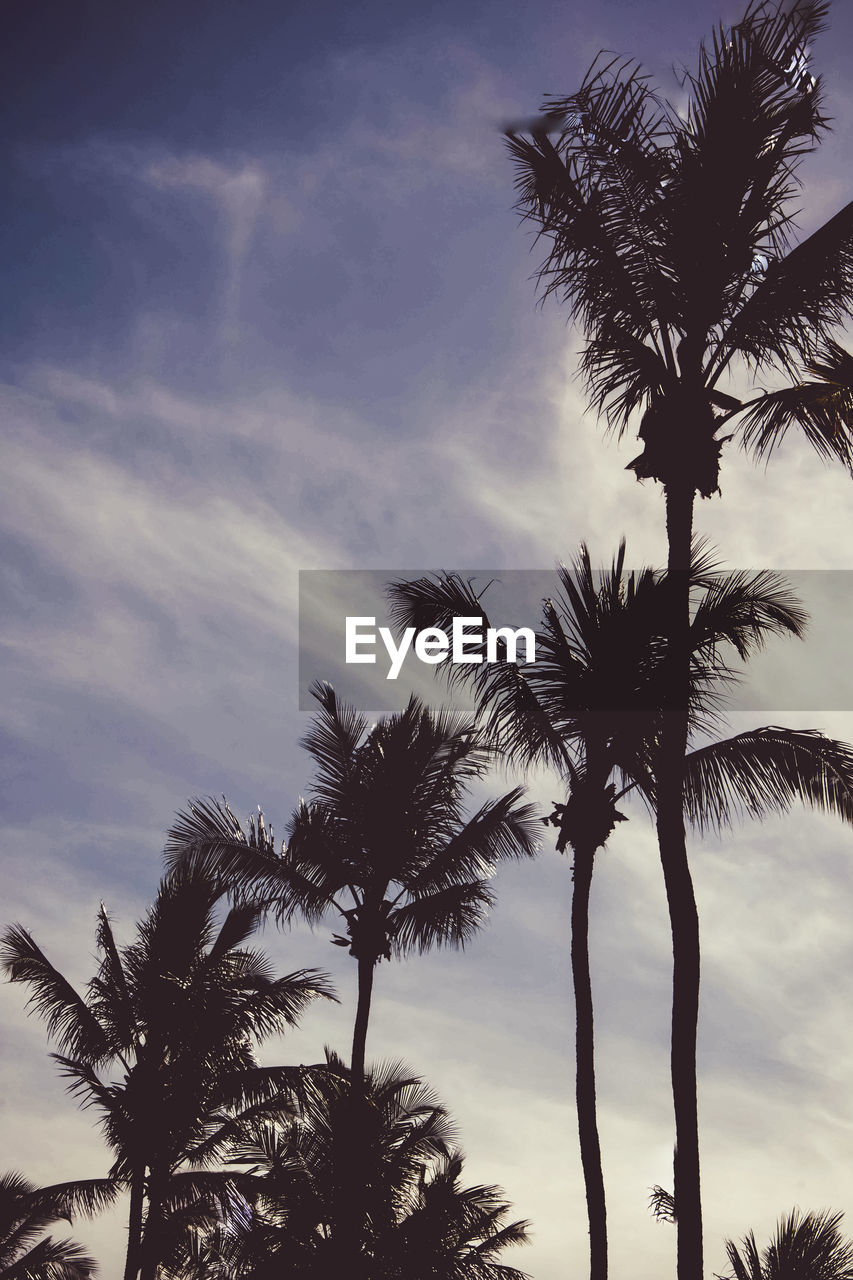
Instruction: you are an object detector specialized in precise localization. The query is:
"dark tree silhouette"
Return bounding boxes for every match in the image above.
[168,1052,531,1280]
[505,4,853,1274]
[724,1209,853,1280]
[390,550,853,1280]
[166,688,540,1087]
[165,689,539,1278]
[0,1171,114,1279]
[0,870,332,1280]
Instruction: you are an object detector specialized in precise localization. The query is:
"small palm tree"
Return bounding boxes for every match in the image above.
[177,1053,531,1280]
[506,6,853,1273]
[166,688,540,1087]
[166,692,538,1280]
[1,869,333,1280]
[724,1209,853,1280]
[0,1171,113,1279]
[390,549,853,1280]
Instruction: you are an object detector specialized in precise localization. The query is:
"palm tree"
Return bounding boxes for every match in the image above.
[724,1209,853,1280]
[174,1052,531,1280]
[165,688,540,1088]
[389,549,853,1280]
[0,1171,114,1279]
[165,690,538,1280]
[505,4,853,1273]
[0,869,333,1280]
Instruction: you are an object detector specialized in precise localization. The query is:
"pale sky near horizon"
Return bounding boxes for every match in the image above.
[4,2,853,1277]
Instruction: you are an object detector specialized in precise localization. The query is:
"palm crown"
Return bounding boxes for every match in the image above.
[166,685,540,1077]
[505,0,853,498]
[724,1208,853,1280]
[177,1052,531,1280]
[0,870,333,1280]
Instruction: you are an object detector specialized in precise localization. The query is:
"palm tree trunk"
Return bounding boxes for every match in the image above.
[337,950,377,1280]
[138,1169,164,1280]
[123,1167,145,1280]
[572,839,607,1280]
[139,1208,160,1280]
[660,479,703,1280]
[350,951,375,1087]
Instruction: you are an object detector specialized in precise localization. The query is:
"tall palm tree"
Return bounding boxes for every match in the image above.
[0,869,333,1280]
[172,1052,531,1280]
[389,549,853,1280]
[505,4,853,1273]
[724,1209,853,1280]
[0,1171,114,1279]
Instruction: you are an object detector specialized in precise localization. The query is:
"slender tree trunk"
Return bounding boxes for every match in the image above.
[350,951,375,1087]
[138,1208,160,1280]
[572,839,608,1280]
[337,950,377,1280]
[123,1168,145,1280]
[660,481,703,1280]
[139,1169,164,1280]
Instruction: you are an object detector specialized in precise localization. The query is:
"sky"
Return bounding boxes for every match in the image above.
[3,0,853,1276]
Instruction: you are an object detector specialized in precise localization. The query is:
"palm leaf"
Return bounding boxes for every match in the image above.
[736,339,853,465]
[300,681,370,811]
[389,882,495,955]
[0,929,111,1064]
[717,200,853,377]
[724,1207,853,1280]
[683,726,853,833]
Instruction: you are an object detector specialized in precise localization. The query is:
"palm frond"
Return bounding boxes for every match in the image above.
[389,881,495,955]
[1,1233,98,1279]
[27,1179,119,1222]
[0,928,111,1064]
[683,726,853,833]
[724,1207,853,1280]
[300,681,370,810]
[718,200,853,376]
[737,339,853,465]
[687,566,808,661]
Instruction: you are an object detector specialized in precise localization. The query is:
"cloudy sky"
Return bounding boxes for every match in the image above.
[4,1,853,1276]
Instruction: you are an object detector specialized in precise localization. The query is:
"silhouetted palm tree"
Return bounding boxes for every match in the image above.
[166,691,538,1280]
[505,4,853,1273]
[173,1052,530,1280]
[166,688,540,1087]
[390,549,853,1280]
[0,1171,114,1279]
[0,870,332,1280]
[724,1209,853,1280]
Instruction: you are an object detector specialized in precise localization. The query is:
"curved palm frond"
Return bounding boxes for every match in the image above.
[0,930,111,1065]
[0,1171,101,1280]
[300,681,371,811]
[683,726,853,833]
[0,1234,97,1280]
[389,882,496,956]
[737,339,853,465]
